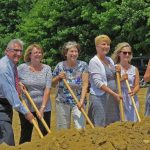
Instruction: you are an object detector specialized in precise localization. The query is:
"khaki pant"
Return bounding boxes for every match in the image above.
[56,101,85,130]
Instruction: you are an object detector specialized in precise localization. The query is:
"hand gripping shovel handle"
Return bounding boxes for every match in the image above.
[19,96,44,138]
[125,79,141,122]
[115,65,125,121]
[22,89,51,133]
[63,79,95,129]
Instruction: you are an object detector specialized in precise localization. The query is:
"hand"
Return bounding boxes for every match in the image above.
[19,82,26,91]
[57,72,66,80]
[38,107,44,119]
[36,111,42,119]
[113,93,122,102]
[77,101,84,110]
[25,112,34,123]
[115,65,121,72]
[121,74,128,81]
[128,91,135,97]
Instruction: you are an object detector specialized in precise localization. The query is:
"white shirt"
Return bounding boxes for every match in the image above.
[89,55,114,96]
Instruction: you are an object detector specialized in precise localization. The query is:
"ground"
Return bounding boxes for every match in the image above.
[1,88,150,150]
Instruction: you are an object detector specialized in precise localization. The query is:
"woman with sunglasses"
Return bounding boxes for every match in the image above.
[112,42,140,122]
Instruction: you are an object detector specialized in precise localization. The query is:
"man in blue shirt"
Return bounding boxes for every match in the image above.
[0,39,34,146]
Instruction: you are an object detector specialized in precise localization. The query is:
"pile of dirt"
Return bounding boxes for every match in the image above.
[1,88,149,150]
[1,117,150,150]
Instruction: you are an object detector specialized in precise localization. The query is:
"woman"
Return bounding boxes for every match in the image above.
[88,35,121,127]
[112,42,140,122]
[18,44,52,144]
[144,60,150,116]
[52,41,88,129]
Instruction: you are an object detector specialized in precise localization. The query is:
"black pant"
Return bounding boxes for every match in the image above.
[19,111,51,144]
[0,98,14,146]
[0,121,15,146]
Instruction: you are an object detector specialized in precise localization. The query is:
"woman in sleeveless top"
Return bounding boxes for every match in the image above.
[88,35,121,127]
[144,60,150,116]
[112,42,140,122]
[52,41,88,129]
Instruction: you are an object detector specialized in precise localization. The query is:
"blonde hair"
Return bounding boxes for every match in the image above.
[95,35,111,46]
[111,42,132,64]
[61,41,80,59]
[24,44,44,62]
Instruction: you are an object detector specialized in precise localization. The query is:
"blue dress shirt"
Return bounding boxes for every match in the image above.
[0,56,28,115]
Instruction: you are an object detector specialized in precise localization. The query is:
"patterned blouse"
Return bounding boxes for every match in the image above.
[18,63,52,112]
[53,60,88,106]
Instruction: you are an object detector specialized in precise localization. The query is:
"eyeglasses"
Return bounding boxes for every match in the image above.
[8,48,23,53]
[121,51,132,55]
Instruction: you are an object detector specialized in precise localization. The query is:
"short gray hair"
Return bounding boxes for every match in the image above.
[61,41,81,58]
[6,39,24,50]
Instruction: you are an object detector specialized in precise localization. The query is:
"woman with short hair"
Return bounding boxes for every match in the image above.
[88,35,121,127]
[52,41,88,129]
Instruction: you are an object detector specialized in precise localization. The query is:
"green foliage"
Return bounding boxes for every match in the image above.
[0,0,37,57]
[0,0,150,67]
[0,0,19,56]
[92,0,150,54]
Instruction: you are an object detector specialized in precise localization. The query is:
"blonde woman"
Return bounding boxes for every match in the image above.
[18,44,52,144]
[112,42,140,122]
[88,35,121,127]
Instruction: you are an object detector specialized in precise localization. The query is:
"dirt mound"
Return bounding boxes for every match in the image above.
[1,88,149,150]
[1,117,150,150]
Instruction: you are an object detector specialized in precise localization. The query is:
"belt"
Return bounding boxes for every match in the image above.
[0,98,11,106]
[0,98,13,122]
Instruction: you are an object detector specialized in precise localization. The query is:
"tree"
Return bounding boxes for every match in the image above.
[0,0,149,66]
[0,0,37,56]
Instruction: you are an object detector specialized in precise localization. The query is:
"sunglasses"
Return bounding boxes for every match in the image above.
[121,51,132,55]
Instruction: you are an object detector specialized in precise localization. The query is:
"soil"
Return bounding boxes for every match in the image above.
[0,88,150,150]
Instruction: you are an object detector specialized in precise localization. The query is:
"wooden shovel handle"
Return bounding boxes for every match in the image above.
[19,96,44,138]
[63,79,95,129]
[125,79,141,122]
[22,89,51,133]
[115,65,125,121]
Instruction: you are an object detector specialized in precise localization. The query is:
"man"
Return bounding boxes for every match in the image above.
[0,39,34,146]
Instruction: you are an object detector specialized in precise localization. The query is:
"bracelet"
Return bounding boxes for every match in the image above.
[41,105,46,109]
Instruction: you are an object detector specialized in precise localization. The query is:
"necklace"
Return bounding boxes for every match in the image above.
[120,64,131,73]
[29,64,43,72]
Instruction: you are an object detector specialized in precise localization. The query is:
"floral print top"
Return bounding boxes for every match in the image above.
[53,60,88,106]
